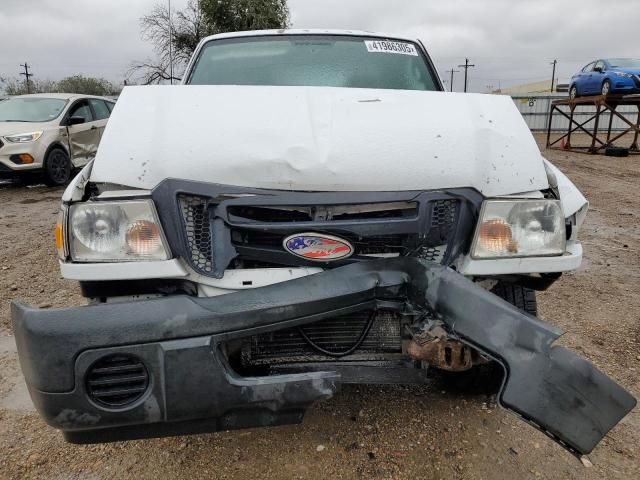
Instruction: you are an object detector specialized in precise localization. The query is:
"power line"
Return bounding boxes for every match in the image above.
[550,59,557,93]
[445,68,460,92]
[20,62,33,94]
[457,58,475,93]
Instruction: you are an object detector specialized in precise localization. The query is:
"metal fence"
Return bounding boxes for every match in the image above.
[510,94,639,132]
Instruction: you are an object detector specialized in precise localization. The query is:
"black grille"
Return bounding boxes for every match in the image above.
[232,230,412,257]
[418,245,447,263]
[86,354,149,408]
[432,199,458,228]
[177,193,460,273]
[343,234,410,256]
[229,202,418,223]
[242,311,402,365]
[179,195,213,274]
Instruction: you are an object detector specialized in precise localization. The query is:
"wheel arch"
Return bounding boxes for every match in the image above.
[44,141,70,163]
[569,83,579,97]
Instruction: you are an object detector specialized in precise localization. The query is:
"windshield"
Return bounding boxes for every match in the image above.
[0,97,67,122]
[608,58,640,69]
[188,35,439,91]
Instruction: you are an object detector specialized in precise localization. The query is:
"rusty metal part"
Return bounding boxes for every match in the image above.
[408,337,477,372]
[546,94,640,155]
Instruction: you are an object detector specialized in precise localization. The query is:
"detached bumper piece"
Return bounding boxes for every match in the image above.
[12,258,635,454]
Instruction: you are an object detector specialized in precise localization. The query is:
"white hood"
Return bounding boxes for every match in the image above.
[91,86,549,196]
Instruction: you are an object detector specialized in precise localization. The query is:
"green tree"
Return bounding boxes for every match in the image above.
[129,0,289,85]
[200,0,289,33]
[0,77,57,96]
[1,75,119,97]
[55,75,119,96]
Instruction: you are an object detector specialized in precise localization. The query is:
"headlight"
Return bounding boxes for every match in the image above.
[69,200,170,262]
[471,200,565,259]
[4,131,43,143]
[614,71,633,78]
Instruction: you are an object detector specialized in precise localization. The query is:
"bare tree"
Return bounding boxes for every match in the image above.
[129,0,289,85]
[128,0,204,85]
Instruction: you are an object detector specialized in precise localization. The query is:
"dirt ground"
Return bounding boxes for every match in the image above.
[0,135,638,480]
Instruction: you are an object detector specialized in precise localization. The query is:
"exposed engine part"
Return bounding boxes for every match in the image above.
[408,337,475,371]
[406,315,487,372]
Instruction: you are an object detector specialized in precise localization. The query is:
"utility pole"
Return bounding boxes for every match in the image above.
[168,0,173,85]
[446,69,459,92]
[550,59,557,93]
[20,62,33,94]
[457,58,475,93]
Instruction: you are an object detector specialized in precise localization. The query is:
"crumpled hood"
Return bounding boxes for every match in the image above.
[91,85,549,196]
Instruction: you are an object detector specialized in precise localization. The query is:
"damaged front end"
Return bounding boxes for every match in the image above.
[12,258,635,454]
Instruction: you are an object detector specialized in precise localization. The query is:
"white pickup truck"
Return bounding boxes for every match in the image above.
[12,30,635,455]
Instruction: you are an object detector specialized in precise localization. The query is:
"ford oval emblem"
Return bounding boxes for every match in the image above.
[283,233,354,262]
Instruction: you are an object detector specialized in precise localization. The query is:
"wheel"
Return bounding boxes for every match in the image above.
[569,85,578,100]
[601,80,611,96]
[44,148,72,186]
[437,283,537,394]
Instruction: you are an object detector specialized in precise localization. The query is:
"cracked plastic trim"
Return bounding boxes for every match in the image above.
[11,258,635,453]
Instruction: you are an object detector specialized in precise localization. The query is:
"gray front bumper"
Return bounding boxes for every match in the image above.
[11,258,635,453]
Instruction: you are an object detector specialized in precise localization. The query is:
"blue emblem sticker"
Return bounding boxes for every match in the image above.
[283,233,354,261]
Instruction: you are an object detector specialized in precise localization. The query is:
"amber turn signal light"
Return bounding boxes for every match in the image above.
[55,222,65,259]
[478,220,517,253]
[126,220,162,256]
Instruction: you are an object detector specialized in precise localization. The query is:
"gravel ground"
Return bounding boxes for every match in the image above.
[0,136,638,479]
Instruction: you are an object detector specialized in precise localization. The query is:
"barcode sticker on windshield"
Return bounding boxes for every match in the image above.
[365,40,418,56]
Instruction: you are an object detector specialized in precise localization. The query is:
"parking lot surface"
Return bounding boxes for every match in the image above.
[0,137,638,479]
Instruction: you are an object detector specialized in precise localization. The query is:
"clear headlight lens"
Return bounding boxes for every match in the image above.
[614,71,633,78]
[69,200,170,262]
[471,200,565,259]
[4,131,43,143]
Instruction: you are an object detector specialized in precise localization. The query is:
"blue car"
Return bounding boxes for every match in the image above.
[569,58,640,99]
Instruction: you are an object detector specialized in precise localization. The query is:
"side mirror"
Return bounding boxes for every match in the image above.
[67,116,86,126]
[593,66,603,73]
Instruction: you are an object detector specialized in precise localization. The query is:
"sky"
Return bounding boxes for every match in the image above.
[1,0,638,92]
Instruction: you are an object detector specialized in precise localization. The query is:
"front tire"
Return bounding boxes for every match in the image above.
[491,282,537,317]
[44,148,72,186]
[569,85,578,100]
[601,80,611,96]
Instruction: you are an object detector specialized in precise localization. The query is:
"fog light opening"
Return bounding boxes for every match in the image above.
[10,154,35,165]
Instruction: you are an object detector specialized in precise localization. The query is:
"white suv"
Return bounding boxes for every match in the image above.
[0,93,115,185]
